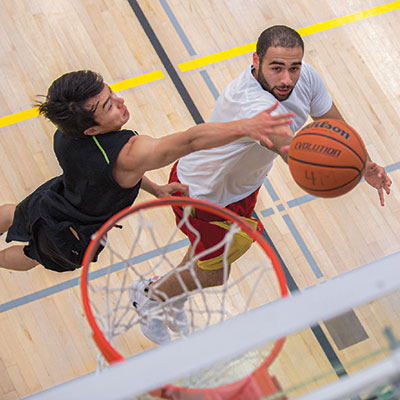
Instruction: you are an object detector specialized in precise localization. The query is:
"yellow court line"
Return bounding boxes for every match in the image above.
[178,0,400,72]
[109,70,164,92]
[0,107,40,128]
[2,1,399,128]
[0,70,165,129]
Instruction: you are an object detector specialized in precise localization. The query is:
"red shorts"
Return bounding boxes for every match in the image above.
[168,161,264,270]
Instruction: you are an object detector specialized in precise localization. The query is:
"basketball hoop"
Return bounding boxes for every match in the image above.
[81,196,288,399]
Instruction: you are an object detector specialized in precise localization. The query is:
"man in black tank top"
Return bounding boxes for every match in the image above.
[0,70,293,273]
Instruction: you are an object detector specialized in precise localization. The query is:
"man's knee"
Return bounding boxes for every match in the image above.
[195,264,231,288]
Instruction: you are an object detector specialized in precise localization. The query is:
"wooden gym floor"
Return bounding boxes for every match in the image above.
[0,0,399,398]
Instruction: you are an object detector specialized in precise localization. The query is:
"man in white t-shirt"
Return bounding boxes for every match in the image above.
[133,25,392,344]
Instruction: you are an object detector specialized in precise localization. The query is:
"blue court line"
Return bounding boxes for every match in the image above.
[160,0,196,56]
[159,0,219,101]
[282,214,323,278]
[384,160,400,173]
[15,5,400,392]
[263,177,281,202]
[253,210,346,376]
[157,0,349,370]
[261,208,275,217]
[264,160,399,215]
[5,158,395,312]
[200,70,220,100]
[263,175,323,278]
[287,194,317,208]
[0,239,188,314]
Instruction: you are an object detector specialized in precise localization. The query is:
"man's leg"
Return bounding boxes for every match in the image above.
[150,247,231,300]
[130,248,230,344]
[0,245,38,271]
[0,204,16,233]
[0,204,38,271]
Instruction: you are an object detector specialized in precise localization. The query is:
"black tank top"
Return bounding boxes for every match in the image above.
[41,129,141,237]
[6,129,142,271]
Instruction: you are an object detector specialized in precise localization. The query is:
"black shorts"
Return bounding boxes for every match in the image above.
[6,190,103,272]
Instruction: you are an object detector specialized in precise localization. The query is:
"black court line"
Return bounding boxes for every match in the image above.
[253,211,347,378]
[127,0,204,125]
[128,0,348,381]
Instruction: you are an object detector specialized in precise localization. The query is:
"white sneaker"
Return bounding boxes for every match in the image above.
[166,296,190,336]
[129,278,171,345]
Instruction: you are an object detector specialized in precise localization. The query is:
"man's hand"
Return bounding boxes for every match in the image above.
[364,161,392,206]
[246,101,294,147]
[154,182,189,198]
[140,176,189,197]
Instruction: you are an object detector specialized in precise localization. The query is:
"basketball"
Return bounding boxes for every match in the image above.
[288,119,367,198]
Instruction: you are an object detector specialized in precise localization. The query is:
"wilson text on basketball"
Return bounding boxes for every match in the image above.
[304,121,350,140]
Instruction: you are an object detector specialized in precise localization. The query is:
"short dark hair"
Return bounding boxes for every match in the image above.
[37,70,104,138]
[256,25,304,61]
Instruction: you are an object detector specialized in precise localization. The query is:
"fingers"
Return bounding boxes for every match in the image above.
[280,145,290,153]
[263,101,294,121]
[380,171,392,194]
[174,183,188,195]
[270,112,295,121]
[378,188,385,207]
[365,161,377,175]
[383,177,392,194]
[269,117,293,129]
[175,183,188,190]
[261,137,274,148]
[264,100,279,113]
[265,126,292,137]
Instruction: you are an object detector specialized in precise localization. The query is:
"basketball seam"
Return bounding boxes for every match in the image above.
[347,125,368,161]
[288,156,362,173]
[296,173,361,192]
[294,132,366,166]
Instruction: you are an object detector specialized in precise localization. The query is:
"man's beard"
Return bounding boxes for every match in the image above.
[257,69,294,101]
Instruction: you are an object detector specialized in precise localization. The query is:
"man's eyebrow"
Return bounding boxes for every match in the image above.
[90,101,99,113]
[269,60,302,66]
[102,86,112,109]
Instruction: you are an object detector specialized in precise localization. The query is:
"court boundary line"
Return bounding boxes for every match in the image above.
[1,160,397,314]
[1,0,399,128]
[22,251,400,400]
[178,0,400,72]
[0,0,400,394]
[0,70,165,128]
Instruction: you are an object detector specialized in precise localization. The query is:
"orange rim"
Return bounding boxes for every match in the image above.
[80,196,288,389]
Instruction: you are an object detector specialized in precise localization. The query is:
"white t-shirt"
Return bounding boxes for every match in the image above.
[177,61,332,206]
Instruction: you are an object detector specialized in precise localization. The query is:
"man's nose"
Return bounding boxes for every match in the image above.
[280,70,291,86]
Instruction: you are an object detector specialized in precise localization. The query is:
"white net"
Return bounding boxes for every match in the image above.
[81,198,287,392]
[27,249,400,400]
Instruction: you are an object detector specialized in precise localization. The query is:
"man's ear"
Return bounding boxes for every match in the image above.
[252,52,260,71]
[84,126,100,136]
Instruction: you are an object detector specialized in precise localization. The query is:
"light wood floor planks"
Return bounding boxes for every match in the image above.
[0,0,399,398]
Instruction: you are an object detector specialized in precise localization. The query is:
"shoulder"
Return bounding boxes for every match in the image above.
[299,61,324,85]
[211,65,277,121]
[116,131,149,165]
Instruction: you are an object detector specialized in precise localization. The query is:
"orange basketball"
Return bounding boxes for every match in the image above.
[288,119,367,198]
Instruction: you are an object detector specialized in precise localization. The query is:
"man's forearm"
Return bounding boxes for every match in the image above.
[140,176,159,196]
[185,119,246,152]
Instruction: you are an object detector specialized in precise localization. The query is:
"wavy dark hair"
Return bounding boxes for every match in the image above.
[256,25,304,61]
[37,70,104,138]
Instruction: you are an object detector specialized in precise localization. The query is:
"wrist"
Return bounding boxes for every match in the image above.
[141,176,159,196]
[232,119,247,138]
